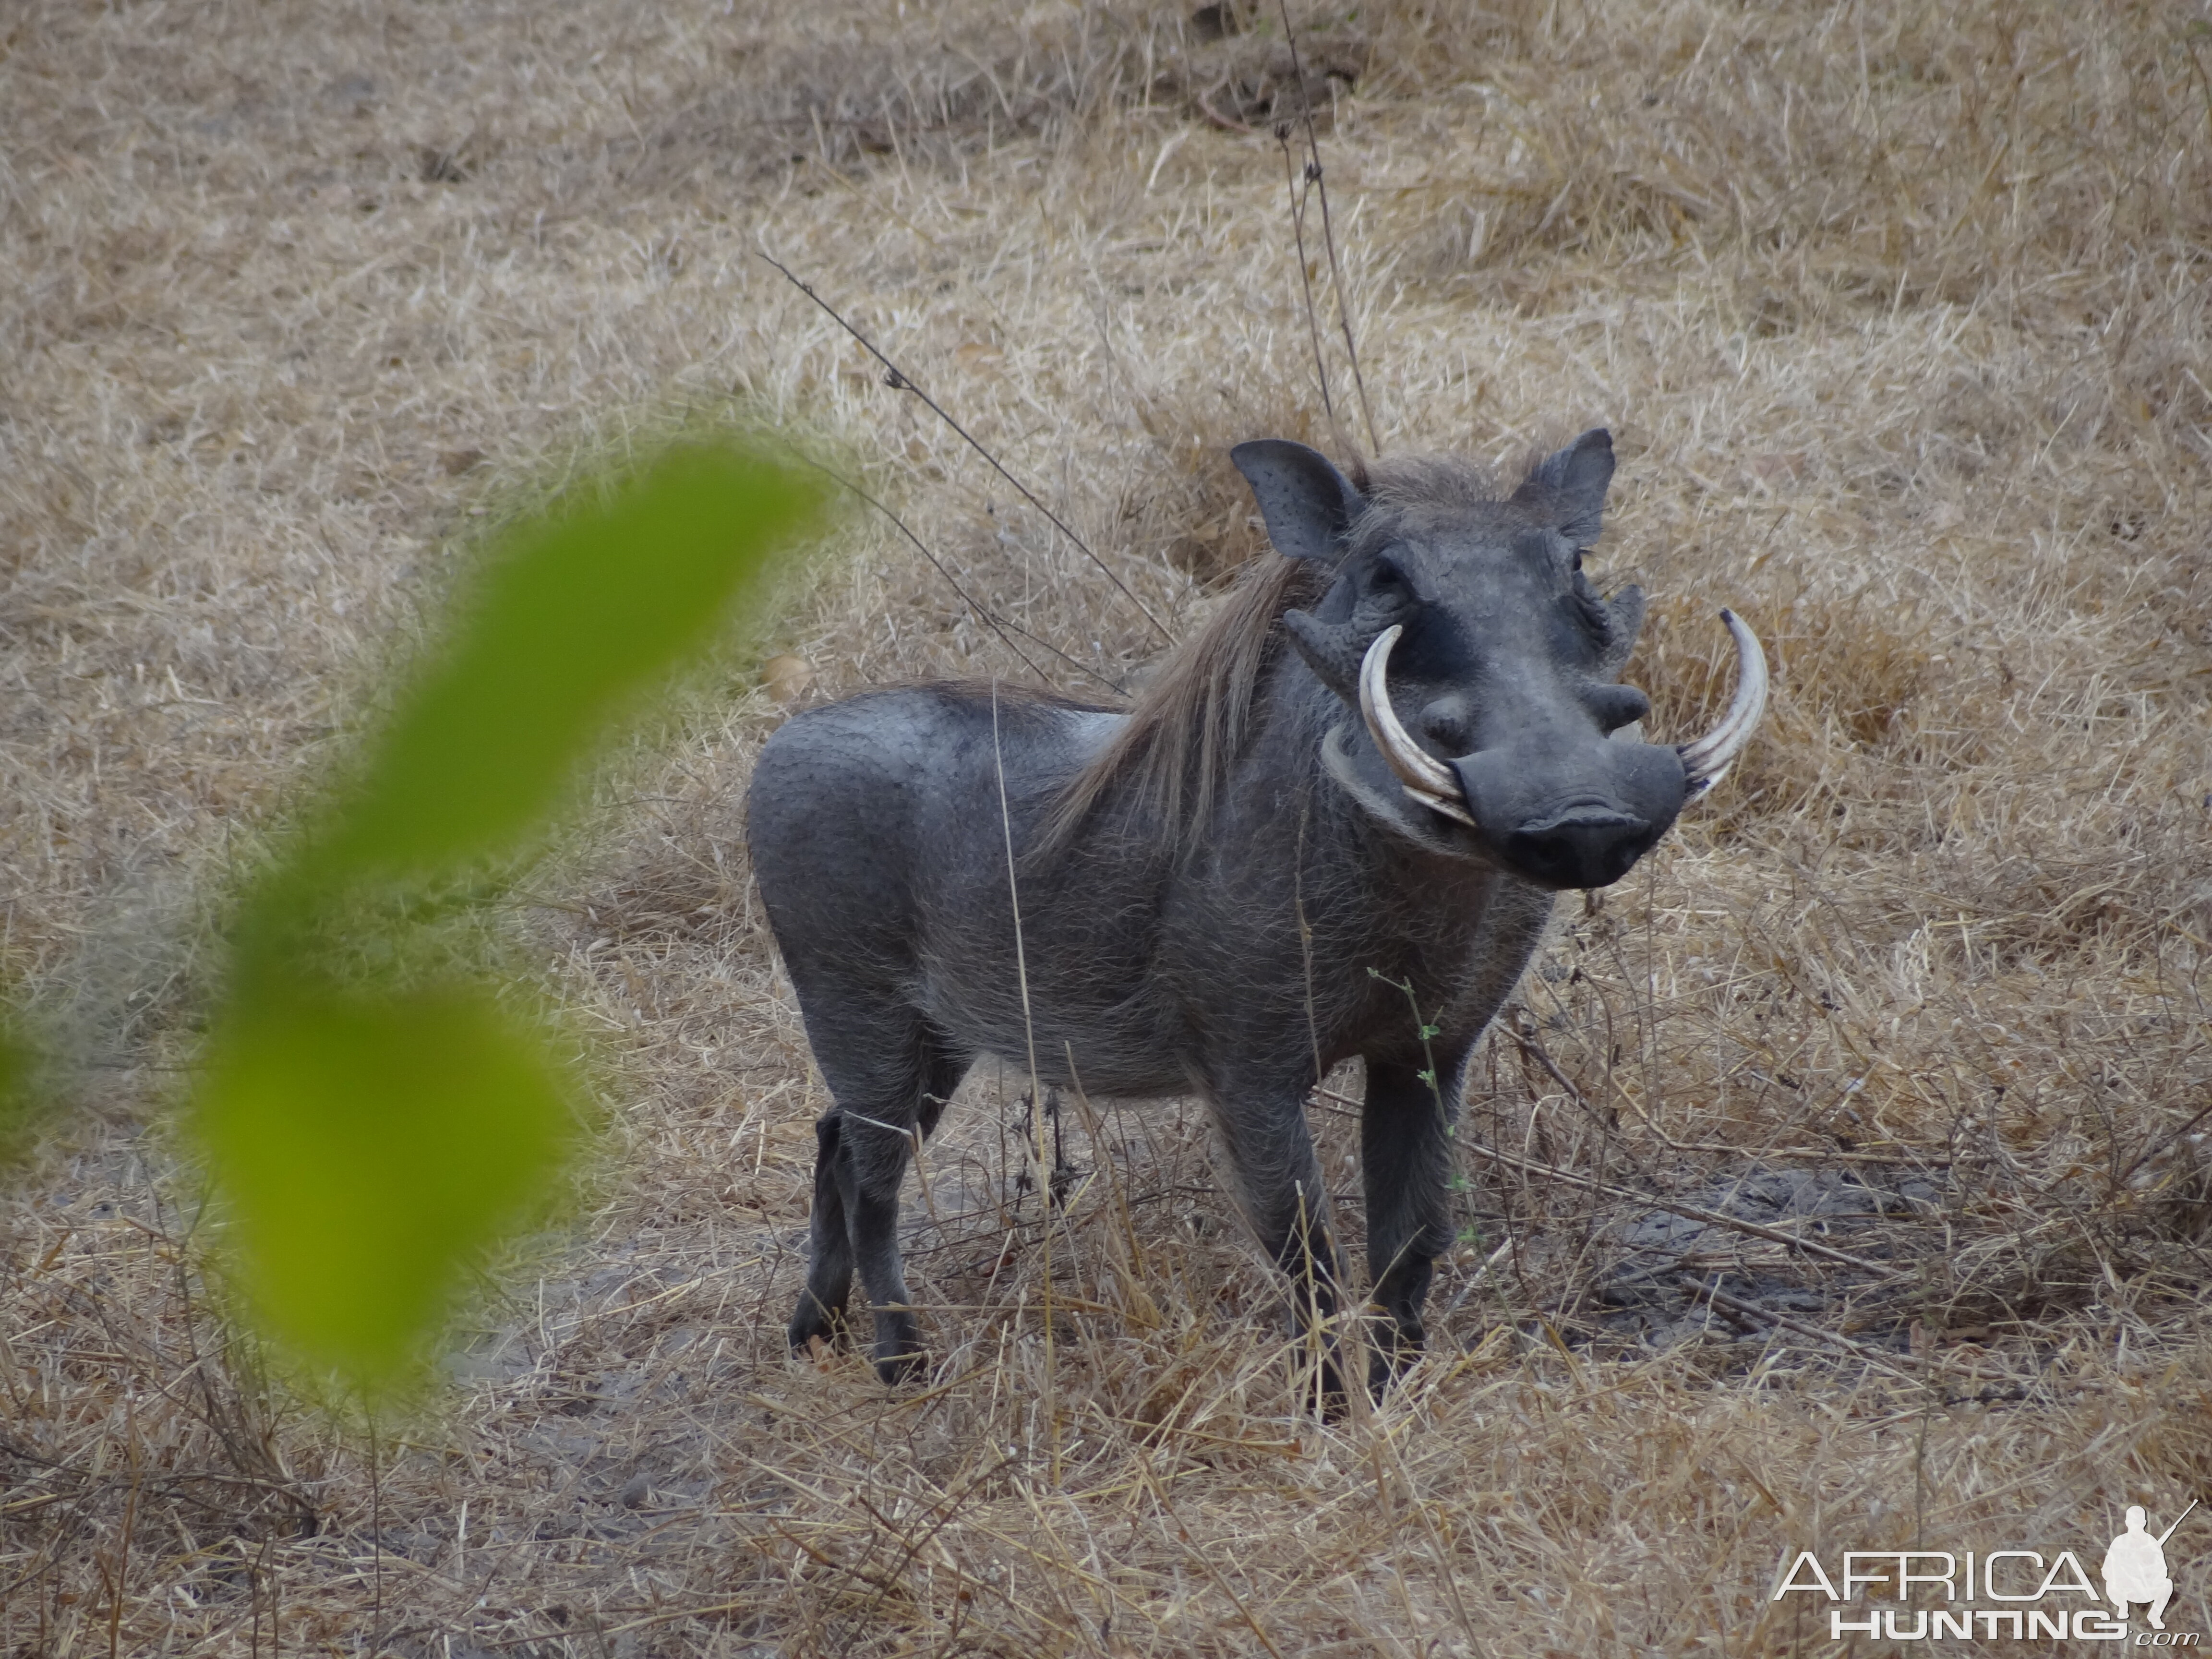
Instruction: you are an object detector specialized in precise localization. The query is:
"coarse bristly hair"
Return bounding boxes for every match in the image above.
[1039,450,1522,858]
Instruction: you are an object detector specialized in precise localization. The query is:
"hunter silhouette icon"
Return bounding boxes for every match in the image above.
[2104,1502,2196,1629]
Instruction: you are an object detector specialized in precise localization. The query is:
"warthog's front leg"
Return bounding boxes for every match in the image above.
[1208,1088,1348,1410]
[1360,1056,1464,1393]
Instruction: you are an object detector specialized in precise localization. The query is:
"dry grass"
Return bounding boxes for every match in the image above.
[4,0,2211,1653]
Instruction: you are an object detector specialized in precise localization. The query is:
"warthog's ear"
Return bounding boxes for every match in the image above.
[1230,439,1365,563]
[1514,427,1614,547]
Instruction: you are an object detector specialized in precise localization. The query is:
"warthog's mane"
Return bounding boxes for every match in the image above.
[1038,451,1514,859]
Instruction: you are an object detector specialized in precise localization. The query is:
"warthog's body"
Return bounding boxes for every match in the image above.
[747,432,1763,1394]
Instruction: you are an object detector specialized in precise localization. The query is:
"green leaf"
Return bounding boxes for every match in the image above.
[190,439,830,1391]
[0,1024,48,1167]
[197,987,577,1383]
[308,445,825,885]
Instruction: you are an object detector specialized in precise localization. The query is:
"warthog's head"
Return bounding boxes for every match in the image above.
[1234,429,1765,890]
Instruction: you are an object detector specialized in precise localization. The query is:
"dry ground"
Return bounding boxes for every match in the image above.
[4,1,2211,1653]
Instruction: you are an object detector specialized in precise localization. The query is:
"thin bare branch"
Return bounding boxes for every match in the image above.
[760,252,1172,642]
[786,450,1127,696]
[1278,0,1379,454]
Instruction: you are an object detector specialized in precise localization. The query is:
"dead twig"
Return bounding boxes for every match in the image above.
[1680,1274,1925,1385]
[1506,1029,1954,1168]
[1277,0,1378,454]
[786,450,1127,696]
[1463,1139,1896,1274]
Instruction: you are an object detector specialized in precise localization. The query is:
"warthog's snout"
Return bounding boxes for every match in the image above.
[1499,805,1662,890]
[1501,813,1655,891]
[1448,742,1688,891]
[1357,608,1765,890]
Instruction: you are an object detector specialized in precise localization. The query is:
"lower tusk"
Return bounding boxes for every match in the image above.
[1676,609,1768,793]
[1359,625,1465,803]
[1683,764,1732,801]
[1404,785,1478,827]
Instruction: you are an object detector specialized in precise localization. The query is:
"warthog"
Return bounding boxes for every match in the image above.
[747,429,1765,1394]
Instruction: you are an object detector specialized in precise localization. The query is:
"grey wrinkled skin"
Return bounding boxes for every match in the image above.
[746,429,1686,1401]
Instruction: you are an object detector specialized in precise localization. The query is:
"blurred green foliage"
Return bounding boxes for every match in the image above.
[192,442,828,1390]
[300,450,823,885]
[196,989,577,1380]
[0,1024,49,1168]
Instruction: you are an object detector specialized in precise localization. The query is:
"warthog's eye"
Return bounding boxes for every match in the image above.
[1569,566,1615,646]
[1572,549,1584,573]
[1367,552,1411,595]
[1356,553,1420,625]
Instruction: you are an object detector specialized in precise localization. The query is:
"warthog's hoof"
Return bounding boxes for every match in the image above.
[1365,1311,1427,1398]
[1288,1346,1352,1421]
[788,1295,850,1356]
[873,1346,929,1388]
[1366,1347,1426,1400]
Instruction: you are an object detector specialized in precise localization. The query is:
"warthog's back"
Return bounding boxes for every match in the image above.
[745,685,1189,1094]
[748,684,1116,934]
[747,688,989,953]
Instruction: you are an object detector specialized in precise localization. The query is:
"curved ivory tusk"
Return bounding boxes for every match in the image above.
[1676,609,1769,796]
[1358,625,1476,825]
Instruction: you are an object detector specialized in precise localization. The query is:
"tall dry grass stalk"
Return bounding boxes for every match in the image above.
[2,0,2207,1653]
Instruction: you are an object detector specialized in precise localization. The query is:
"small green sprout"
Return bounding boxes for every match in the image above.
[1367,965,1450,1128]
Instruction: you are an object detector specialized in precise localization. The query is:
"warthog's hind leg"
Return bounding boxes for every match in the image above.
[1359,1057,1463,1395]
[838,1106,926,1384]
[791,1010,968,1385]
[789,1110,854,1353]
